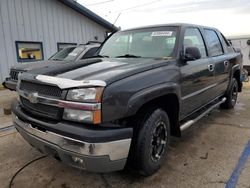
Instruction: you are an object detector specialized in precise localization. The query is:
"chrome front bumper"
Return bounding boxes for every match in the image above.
[13,115,131,172]
[3,79,17,91]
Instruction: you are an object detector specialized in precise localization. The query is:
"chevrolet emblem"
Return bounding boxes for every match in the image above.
[28,92,39,104]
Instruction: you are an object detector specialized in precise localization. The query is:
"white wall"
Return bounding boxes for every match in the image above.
[229,37,250,66]
[0,0,109,82]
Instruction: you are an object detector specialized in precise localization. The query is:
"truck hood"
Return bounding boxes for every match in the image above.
[28,58,174,85]
[12,60,74,71]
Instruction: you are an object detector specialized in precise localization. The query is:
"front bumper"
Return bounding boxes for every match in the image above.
[12,102,133,172]
[3,78,17,91]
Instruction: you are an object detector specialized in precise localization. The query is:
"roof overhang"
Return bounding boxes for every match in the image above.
[58,0,118,32]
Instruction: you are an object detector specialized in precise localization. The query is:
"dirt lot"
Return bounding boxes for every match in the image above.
[1,84,250,188]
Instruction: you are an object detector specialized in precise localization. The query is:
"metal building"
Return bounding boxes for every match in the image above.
[228,36,250,68]
[0,0,117,83]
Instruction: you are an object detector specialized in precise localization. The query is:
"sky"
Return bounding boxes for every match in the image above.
[78,0,250,37]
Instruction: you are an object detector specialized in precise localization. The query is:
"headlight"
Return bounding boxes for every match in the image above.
[63,108,101,124]
[66,88,103,102]
[64,87,103,124]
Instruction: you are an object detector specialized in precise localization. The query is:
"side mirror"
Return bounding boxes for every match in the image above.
[183,47,201,61]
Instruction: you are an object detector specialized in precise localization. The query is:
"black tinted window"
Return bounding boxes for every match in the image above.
[204,29,223,56]
[82,47,99,59]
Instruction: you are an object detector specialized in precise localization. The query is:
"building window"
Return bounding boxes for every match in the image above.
[15,41,44,62]
[57,43,77,51]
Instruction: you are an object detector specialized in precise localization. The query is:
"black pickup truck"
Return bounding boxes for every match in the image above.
[12,23,242,176]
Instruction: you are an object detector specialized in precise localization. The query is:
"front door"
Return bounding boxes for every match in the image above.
[180,27,214,119]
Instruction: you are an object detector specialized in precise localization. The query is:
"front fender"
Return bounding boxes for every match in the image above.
[126,82,181,117]
[101,65,181,123]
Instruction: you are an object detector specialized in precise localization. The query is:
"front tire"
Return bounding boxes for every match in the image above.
[221,78,238,109]
[132,108,170,176]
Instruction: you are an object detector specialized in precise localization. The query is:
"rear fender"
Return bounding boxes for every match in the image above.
[228,64,242,93]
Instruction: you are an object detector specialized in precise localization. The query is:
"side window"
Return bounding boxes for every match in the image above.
[219,32,235,53]
[184,28,207,58]
[220,32,231,47]
[81,47,99,59]
[204,29,223,56]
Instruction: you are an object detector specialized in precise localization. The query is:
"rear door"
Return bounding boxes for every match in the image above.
[180,27,214,118]
[203,29,230,97]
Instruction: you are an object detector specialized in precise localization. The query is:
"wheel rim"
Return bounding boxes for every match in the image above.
[231,82,238,104]
[150,121,168,163]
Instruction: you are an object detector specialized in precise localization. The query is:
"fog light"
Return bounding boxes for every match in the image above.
[63,108,101,124]
[63,108,93,123]
[71,156,84,164]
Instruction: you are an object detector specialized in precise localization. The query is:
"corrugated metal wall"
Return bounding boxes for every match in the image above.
[0,0,109,82]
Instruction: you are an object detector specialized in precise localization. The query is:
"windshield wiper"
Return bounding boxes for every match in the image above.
[115,54,141,58]
[51,58,62,61]
[89,54,110,58]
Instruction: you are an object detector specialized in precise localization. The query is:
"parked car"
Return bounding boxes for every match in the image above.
[3,43,100,90]
[12,23,242,176]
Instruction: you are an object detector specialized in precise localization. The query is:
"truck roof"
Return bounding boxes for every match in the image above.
[122,23,218,32]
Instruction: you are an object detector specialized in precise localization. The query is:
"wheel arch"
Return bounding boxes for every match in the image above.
[229,64,242,92]
[126,83,181,137]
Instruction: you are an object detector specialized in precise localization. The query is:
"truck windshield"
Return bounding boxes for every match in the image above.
[99,27,178,58]
[50,46,85,61]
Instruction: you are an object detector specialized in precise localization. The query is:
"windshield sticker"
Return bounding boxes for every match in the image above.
[68,53,78,56]
[151,31,173,37]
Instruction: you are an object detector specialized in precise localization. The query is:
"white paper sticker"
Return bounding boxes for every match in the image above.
[151,31,173,37]
[68,53,78,56]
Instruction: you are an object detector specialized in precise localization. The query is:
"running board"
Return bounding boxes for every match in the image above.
[180,97,226,131]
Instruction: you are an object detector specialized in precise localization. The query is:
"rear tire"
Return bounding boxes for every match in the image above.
[131,108,170,176]
[221,78,238,109]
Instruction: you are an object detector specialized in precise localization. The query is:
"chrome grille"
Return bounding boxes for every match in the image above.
[19,80,62,120]
[10,70,22,81]
[20,97,61,120]
[20,81,62,98]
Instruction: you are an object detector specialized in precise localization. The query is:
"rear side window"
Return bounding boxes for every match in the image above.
[204,29,223,56]
[219,32,235,53]
[220,32,231,47]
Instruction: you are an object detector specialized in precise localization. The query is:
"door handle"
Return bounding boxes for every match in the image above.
[224,61,229,67]
[208,64,214,72]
